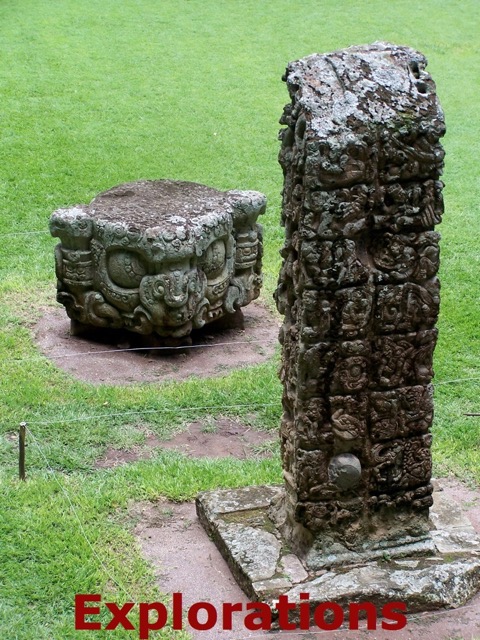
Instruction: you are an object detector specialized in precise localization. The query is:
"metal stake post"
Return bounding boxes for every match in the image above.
[19,422,26,481]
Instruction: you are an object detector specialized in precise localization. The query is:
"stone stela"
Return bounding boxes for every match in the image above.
[50,180,266,343]
[272,41,443,565]
[197,43,480,615]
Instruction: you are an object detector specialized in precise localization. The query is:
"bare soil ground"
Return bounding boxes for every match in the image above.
[95,416,277,468]
[34,301,279,385]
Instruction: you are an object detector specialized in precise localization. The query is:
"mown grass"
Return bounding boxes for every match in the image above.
[0,0,479,638]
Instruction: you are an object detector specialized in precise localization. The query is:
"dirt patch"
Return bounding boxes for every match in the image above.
[95,417,277,469]
[133,478,480,640]
[33,301,279,385]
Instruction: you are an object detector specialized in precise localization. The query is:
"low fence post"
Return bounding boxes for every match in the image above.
[19,422,26,481]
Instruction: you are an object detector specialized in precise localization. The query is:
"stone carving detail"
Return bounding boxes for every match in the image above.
[50,180,265,340]
[274,43,445,550]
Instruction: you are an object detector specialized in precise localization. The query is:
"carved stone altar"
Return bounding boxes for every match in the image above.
[50,180,265,341]
[197,43,480,617]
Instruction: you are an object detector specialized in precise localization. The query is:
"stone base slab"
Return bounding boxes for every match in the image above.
[196,484,480,618]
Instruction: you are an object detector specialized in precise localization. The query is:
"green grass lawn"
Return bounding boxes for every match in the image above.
[0,0,479,637]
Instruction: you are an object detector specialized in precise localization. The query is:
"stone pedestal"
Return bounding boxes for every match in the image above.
[197,42,480,618]
[196,483,480,618]
[50,180,265,341]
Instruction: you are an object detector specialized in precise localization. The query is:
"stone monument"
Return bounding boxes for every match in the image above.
[50,180,265,342]
[272,40,443,565]
[197,43,480,618]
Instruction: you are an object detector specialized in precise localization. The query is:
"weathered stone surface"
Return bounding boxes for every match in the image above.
[252,577,293,600]
[429,491,480,553]
[280,553,309,584]
[220,525,282,582]
[273,42,445,561]
[284,558,480,614]
[50,180,265,341]
[197,484,282,519]
[196,483,480,616]
[196,485,284,597]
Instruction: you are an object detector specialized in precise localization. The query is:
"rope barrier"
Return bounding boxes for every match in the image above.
[0,334,477,392]
[1,340,477,388]
[1,230,51,237]
[24,425,136,601]
[24,402,280,426]
[434,376,480,385]
[2,337,278,364]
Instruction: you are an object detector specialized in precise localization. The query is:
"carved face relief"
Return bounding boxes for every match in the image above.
[199,237,234,308]
[296,398,331,448]
[337,285,373,338]
[305,138,375,189]
[371,233,416,281]
[331,356,368,394]
[330,394,367,442]
[50,208,93,249]
[139,262,206,329]
[303,185,371,239]
[300,291,332,342]
[295,449,329,501]
[369,390,402,441]
[380,130,444,183]
[107,250,148,289]
[91,234,209,332]
[234,229,260,270]
[375,281,439,334]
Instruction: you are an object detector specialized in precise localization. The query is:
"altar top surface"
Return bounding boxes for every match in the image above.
[88,180,234,231]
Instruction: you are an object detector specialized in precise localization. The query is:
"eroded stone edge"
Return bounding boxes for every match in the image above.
[196,484,480,615]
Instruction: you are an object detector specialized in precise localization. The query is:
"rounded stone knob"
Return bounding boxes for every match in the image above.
[328,453,362,490]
